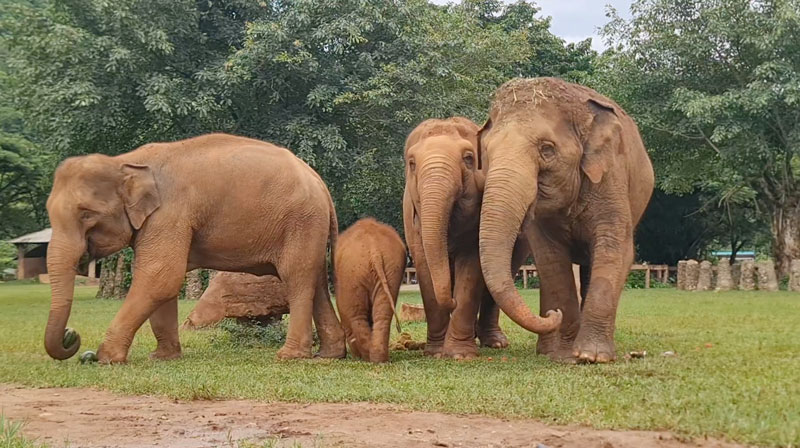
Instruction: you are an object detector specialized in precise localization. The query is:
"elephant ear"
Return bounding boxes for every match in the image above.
[476,118,493,171]
[581,99,624,184]
[121,163,161,230]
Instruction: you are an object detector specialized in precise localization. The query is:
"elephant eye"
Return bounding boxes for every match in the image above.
[539,142,556,161]
[408,159,416,172]
[463,152,475,170]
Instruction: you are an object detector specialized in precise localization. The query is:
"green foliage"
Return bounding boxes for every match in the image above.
[215,318,289,349]
[0,414,47,448]
[0,242,15,271]
[2,0,591,236]
[597,0,800,267]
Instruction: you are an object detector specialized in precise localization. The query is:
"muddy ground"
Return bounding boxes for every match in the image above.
[0,385,747,448]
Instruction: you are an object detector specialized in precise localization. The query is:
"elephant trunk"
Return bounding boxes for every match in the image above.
[418,159,458,311]
[43,233,85,360]
[479,157,561,334]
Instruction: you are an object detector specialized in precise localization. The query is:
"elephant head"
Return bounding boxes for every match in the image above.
[478,77,624,333]
[44,155,161,359]
[404,117,483,311]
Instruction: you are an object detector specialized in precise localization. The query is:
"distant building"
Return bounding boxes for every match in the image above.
[6,228,99,281]
[711,250,756,261]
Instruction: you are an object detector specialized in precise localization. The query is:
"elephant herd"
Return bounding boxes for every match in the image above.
[43,77,654,365]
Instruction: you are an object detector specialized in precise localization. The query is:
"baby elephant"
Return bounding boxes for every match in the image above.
[335,218,406,363]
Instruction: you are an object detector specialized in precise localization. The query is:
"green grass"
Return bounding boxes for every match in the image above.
[0,283,798,447]
[0,415,48,448]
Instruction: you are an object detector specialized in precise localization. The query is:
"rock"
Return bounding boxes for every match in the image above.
[696,260,712,291]
[790,260,800,292]
[661,351,676,357]
[676,260,687,290]
[739,260,756,291]
[684,260,699,291]
[400,303,426,322]
[715,258,733,291]
[182,272,288,329]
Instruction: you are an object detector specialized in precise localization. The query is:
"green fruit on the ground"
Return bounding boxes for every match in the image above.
[79,351,98,364]
[63,328,78,349]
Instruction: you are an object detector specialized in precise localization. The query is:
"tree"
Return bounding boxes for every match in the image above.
[598,0,800,275]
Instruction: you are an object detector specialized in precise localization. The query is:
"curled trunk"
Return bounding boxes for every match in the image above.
[44,237,85,360]
[479,162,561,334]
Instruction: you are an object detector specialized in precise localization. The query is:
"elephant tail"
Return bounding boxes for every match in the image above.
[326,190,338,284]
[370,250,402,333]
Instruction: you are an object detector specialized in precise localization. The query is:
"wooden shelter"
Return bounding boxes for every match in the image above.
[6,228,99,281]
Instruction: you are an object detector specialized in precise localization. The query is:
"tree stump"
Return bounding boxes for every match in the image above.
[697,261,712,291]
[684,260,699,291]
[677,260,688,290]
[739,260,756,291]
[732,263,741,287]
[716,258,733,291]
[182,272,288,329]
[789,260,800,292]
[756,261,779,292]
[184,269,205,300]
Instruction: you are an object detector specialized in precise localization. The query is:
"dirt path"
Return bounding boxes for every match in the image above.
[0,385,746,448]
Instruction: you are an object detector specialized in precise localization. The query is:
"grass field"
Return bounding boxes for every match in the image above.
[0,282,798,447]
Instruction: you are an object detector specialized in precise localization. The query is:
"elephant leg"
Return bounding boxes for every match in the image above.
[573,236,633,364]
[347,315,372,361]
[313,276,346,359]
[476,292,507,348]
[413,251,450,357]
[579,264,591,309]
[148,296,181,361]
[98,243,189,364]
[369,285,394,363]
[527,227,580,362]
[277,279,316,360]
[441,255,482,360]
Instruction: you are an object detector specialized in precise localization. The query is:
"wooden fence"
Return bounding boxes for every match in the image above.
[403,264,671,289]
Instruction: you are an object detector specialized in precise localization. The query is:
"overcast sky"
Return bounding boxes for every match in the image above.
[431,0,634,52]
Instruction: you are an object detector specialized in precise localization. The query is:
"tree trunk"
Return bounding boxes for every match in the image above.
[185,269,204,300]
[771,205,800,279]
[95,256,114,299]
[112,252,126,300]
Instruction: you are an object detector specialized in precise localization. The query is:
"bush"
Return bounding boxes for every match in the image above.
[215,318,319,349]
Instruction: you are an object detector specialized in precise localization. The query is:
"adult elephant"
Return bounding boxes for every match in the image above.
[44,133,345,363]
[477,78,654,363]
[402,118,560,359]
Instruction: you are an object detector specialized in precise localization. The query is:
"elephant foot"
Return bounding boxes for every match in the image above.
[96,343,128,365]
[537,334,577,363]
[477,329,509,349]
[149,345,182,361]
[276,344,313,360]
[441,338,479,360]
[573,327,615,364]
[368,352,389,363]
[423,340,444,357]
[314,345,347,359]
